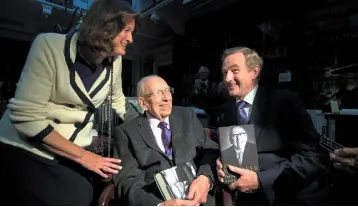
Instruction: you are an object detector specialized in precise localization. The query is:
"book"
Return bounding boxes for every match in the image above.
[218,124,259,185]
[154,162,196,201]
[319,135,344,152]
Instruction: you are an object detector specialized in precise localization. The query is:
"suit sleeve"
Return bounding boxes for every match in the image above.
[113,127,163,205]
[190,109,219,185]
[258,93,327,204]
[8,34,55,141]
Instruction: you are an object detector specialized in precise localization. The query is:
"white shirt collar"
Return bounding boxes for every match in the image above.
[146,112,170,129]
[236,84,259,106]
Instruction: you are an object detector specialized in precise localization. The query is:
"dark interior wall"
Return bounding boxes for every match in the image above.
[0,38,31,82]
[174,0,358,108]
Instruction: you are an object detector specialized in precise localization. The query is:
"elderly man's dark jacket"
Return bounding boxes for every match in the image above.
[113,106,219,205]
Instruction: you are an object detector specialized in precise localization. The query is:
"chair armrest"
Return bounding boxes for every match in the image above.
[98,183,115,206]
[204,127,218,142]
[204,128,211,138]
[222,189,233,206]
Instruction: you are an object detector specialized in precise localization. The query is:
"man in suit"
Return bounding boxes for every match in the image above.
[221,126,257,168]
[215,47,328,205]
[113,75,218,206]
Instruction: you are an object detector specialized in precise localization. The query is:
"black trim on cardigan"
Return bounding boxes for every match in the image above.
[64,31,95,110]
[28,124,54,142]
[89,66,110,98]
[64,31,114,144]
[69,111,93,142]
[65,31,96,143]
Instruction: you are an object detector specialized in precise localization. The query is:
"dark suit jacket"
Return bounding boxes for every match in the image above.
[113,106,219,206]
[221,143,258,169]
[218,86,329,205]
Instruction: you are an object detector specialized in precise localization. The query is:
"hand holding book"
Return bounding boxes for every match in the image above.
[159,199,197,206]
[155,162,213,205]
[330,147,358,174]
[216,159,259,193]
[187,175,211,204]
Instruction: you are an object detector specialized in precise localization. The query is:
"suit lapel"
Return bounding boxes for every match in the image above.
[221,97,237,126]
[137,116,166,156]
[169,114,185,165]
[249,86,268,139]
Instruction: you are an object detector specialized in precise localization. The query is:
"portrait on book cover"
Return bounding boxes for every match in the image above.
[219,125,258,171]
[160,162,196,199]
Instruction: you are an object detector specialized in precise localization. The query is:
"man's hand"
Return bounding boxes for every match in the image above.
[216,158,259,193]
[330,147,358,174]
[227,165,259,193]
[160,199,197,206]
[187,175,211,205]
[216,158,225,183]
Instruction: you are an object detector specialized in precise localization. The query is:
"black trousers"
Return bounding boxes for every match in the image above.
[0,142,94,205]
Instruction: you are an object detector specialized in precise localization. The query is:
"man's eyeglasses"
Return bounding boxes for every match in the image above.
[143,87,174,98]
[233,132,246,137]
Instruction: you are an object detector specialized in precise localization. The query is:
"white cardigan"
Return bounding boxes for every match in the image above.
[0,32,127,159]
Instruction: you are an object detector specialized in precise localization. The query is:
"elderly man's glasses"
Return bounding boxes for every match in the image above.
[143,87,174,98]
[233,132,246,137]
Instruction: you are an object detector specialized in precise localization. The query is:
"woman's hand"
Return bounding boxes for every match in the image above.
[78,150,122,178]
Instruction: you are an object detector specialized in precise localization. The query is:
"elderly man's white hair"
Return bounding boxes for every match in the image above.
[136,75,162,97]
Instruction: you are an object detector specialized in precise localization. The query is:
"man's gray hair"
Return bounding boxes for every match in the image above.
[136,75,161,97]
[221,47,264,82]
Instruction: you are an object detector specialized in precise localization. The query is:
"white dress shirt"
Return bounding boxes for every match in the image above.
[236,84,259,119]
[146,113,170,153]
[147,113,171,206]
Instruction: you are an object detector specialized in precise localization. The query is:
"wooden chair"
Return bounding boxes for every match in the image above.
[97,183,115,206]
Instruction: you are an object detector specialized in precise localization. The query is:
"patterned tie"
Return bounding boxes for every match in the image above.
[237,100,249,125]
[158,121,172,159]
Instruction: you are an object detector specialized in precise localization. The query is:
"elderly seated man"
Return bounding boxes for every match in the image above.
[113,75,218,206]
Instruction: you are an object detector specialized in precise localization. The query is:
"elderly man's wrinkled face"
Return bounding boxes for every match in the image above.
[231,127,248,150]
[139,77,173,120]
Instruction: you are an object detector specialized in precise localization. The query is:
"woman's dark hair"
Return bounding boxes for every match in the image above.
[78,0,140,53]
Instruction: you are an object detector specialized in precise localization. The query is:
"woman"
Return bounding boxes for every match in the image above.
[0,0,140,205]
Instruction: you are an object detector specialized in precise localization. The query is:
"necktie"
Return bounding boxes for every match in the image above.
[237,152,242,165]
[158,121,172,159]
[237,100,249,125]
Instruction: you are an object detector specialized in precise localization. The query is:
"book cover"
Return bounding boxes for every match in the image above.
[154,162,196,201]
[218,124,259,185]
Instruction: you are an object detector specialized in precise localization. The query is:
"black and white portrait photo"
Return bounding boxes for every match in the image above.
[219,125,259,171]
[160,162,196,199]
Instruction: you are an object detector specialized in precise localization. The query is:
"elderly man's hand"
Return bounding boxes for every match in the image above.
[187,175,211,205]
[160,199,198,206]
[330,147,358,174]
